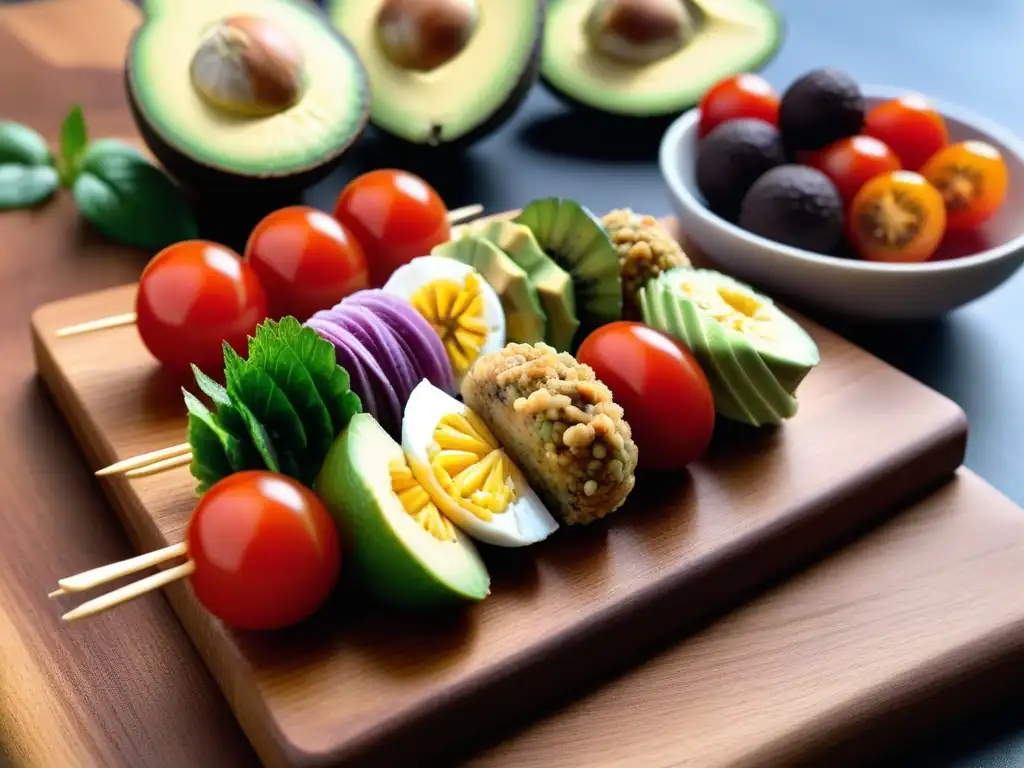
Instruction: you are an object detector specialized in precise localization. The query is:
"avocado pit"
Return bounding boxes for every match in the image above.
[376,0,480,73]
[190,15,305,117]
[584,0,694,65]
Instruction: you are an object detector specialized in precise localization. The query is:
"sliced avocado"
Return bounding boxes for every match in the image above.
[540,0,783,118]
[432,235,547,344]
[126,0,370,191]
[642,268,819,427]
[315,413,490,608]
[514,197,622,341]
[327,0,545,147]
[469,220,580,351]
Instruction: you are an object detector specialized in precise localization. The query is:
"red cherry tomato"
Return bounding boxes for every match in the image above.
[186,471,341,630]
[698,73,780,138]
[245,205,369,322]
[576,321,715,471]
[864,94,949,171]
[136,240,267,373]
[806,135,902,204]
[333,169,451,288]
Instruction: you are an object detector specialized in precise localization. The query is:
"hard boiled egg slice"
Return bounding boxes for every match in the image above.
[382,255,505,386]
[402,379,559,547]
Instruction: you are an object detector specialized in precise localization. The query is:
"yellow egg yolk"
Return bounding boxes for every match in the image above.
[679,282,776,341]
[428,409,517,521]
[410,273,489,375]
[389,456,457,541]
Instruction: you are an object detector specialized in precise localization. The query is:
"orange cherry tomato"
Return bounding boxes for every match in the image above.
[806,135,902,203]
[186,471,342,630]
[920,140,1009,232]
[847,171,947,263]
[333,169,450,288]
[863,94,949,171]
[576,321,715,471]
[699,73,780,137]
[135,240,267,373]
[245,205,369,322]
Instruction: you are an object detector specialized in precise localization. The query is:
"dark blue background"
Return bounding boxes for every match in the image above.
[318,2,1024,764]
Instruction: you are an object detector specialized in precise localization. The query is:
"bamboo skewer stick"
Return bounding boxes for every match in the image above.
[49,541,193,621]
[54,204,487,339]
[96,442,191,477]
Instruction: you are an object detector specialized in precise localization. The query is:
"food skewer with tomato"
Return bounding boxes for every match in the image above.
[54,169,485,371]
[50,470,343,630]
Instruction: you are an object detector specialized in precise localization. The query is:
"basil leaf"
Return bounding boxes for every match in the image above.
[0,164,59,210]
[222,344,307,454]
[59,105,88,185]
[0,122,52,166]
[282,317,359,433]
[249,320,334,467]
[190,363,249,439]
[71,143,198,250]
[183,389,246,472]
[232,396,280,473]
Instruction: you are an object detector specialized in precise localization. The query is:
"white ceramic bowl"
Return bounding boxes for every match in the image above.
[660,85,1024,321]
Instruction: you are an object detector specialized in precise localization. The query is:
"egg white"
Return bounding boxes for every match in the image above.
[382,255,506,385]
[401,379,559,547]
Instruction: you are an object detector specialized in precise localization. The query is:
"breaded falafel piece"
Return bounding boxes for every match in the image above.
[603,208,691,319]
[461,342,639,525]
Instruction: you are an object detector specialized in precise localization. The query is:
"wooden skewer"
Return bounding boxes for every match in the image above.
[54,204,487,339]
[50,542,193,622]
[96,442,191,476]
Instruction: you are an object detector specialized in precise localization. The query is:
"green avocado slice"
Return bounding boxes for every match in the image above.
[541,0,783,117]
[327,0,545,146]
[126,0,369,185]
[469,220,580,351]
[432,235,548,344]
[315,413,491,608]
[642,268,819,427]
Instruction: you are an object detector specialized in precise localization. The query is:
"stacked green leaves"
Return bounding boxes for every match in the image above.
[184,316,362,494]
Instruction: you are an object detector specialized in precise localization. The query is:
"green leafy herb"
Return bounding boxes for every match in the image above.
[72,142,199,250]
[184,318,363,495]
[0,121,59,210]
[0,104,198,250]
[59,105,88,185]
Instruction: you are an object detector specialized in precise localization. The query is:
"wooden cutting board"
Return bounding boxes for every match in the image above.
[30,266,968,766]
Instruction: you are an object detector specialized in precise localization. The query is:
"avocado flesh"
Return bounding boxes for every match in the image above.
[432,235,548,344]
[315,413,490,608]
[128,0,369,177]
[514,198,622,341]
[328,0,544,145]
[642,268,819,427]
[542,0,782,117]
[469,220,580,352]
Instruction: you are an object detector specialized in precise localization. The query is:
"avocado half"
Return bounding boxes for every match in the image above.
[326,0,546,147]
[541,0,784,117]
[125,0,370,191]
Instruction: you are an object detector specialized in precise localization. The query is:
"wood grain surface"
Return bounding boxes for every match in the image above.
[30,268,967,768]
[2,2,1024,768]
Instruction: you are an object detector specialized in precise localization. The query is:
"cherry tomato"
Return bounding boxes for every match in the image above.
[136,240,267,373]
[920,140,1009,232]
[864,94,949,171]
[847,171,946,263]
[806,135,902,203]
[245,206,369,322]
[333,169,450,288]
[576,321,715,471]
[698,73,780,138]
[186,471,341,630]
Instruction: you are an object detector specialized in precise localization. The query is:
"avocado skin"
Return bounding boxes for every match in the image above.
[696,118,785,218]
[539,4,786,119]
[325,0,547,150]
[778,67,864,153]
[124,1,371,194]
[739,165,844,254]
